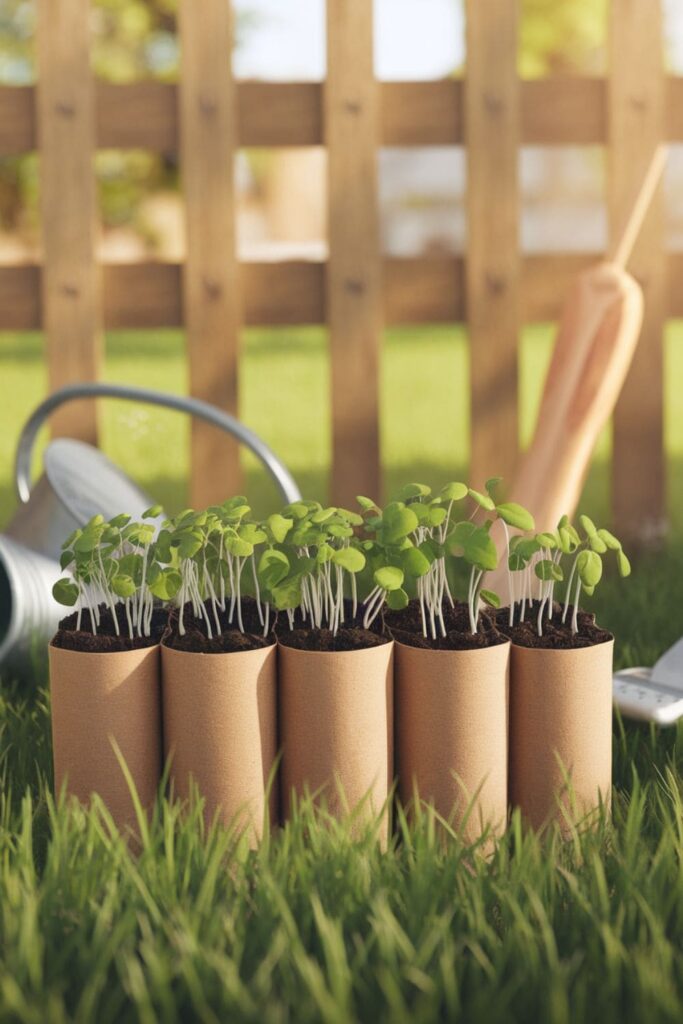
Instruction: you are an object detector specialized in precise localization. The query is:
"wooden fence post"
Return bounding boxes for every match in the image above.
[609,0,666,541]
[326,0,382,506]
[179,0,241,507]
[465,0,520,489]
[37,0,101,442]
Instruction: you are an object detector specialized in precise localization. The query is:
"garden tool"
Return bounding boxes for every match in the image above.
[0,382,301,675]
[505,144,666,540]
[613,639,683,726]
[484,146,668,722]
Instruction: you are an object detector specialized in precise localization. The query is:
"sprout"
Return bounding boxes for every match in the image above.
[52,512,164,640]
[263,503,367,636]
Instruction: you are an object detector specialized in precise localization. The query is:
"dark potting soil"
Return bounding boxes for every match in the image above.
[383,599,508,651]
[277,626,390,652]
[163,596,275,653]
[275,597,390,651]
[495,601,613,649]
[52,605,168,653]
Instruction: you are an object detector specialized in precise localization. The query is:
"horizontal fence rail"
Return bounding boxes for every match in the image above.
[5,77,683,152]
[0,0,671,533]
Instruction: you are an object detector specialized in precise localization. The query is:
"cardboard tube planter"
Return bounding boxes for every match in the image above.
[279,642,394,840]
[161,643,277,841]
[396,641,510,843]
[49,644,161,832]
[509,640,614,832]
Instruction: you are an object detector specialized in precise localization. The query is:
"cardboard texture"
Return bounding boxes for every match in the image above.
[396,641,510,843]
[279,642,393,839]
[509,640,614,832]
[49,643,161,832]
[161,643,277,841]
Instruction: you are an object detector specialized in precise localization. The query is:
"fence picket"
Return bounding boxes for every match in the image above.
[609,0,666,539]
[37,0,101,443]
[179,0,241,507]
[326,0,382,506]
[465,0,520,488]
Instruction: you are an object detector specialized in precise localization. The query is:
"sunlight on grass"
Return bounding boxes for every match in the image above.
[1,323,681,531]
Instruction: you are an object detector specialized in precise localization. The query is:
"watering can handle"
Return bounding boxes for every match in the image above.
[14,382,302,505]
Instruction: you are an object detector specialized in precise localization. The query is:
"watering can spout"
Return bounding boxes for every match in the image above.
[0,383,300,675]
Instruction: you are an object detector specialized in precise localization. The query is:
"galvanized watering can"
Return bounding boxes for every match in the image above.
[0,383,301,674]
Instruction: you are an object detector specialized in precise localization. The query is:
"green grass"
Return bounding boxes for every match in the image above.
[3,326,683,1020]
[0,550,682,1020]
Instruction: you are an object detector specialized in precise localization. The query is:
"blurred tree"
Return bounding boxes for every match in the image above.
[519,0,608,76]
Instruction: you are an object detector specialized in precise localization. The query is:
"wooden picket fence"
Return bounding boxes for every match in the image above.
[0,0,673,536]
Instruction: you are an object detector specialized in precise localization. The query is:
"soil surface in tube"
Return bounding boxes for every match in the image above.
[53,605,167,653]
[164,597,275,653]
[384,600,508,651]
[496,601,613,649]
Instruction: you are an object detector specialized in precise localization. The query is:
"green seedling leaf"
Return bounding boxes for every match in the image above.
[59,549,74,570]
[463,527,498,572]
[579,514,597,537]
[536,532,557,550]
[239,523,268,545]
[534,559,563,582]
[142,504,163,519]
[597,528,622,551]
[588,533,607,554]
[267,513,293,543]
[336,508,363,527]
[400,545,431,578]
[447,520,477,556]
[148,568,182,601]
[479,589,501,609]
[316,543,334,564]
[485,477,503,498]
[381,503,419,543]
[332,547,366,573]
[394,482,431,502]
[496,502,535,532]
[176,531,203,560]
[271,578,302,611]
[577,549,603,588]
[617,549,631,577]
[226,536,254,558]
[111,574,136,599]
[386,587,409,611]
[52,579,79,607]
[328,523,354,539]
[356,495,379,512]
[427,505,447,527]
[468,488,495,511]
[374,566,405,592]
[440,481,468,502]
[258,549,290,588]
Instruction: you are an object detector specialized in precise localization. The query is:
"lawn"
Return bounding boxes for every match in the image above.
[2,325,683,1021]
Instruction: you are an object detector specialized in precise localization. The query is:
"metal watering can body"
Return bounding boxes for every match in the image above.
[0,383,300,674]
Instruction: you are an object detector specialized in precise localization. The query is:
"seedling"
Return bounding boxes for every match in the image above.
[506,513,631,636]
[358,483,467,637]
[262,502,367,636]
[163,498,271,638]
[359,482,507,637]
[52,507,165,640]
[468,479,535,627]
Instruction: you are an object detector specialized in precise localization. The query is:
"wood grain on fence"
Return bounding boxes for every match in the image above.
[609,0,666,539]
[326,0,382,506]
[36,0,101,443]
[14,76,683,154]
[465,0,520,489]
[179,0,241,507]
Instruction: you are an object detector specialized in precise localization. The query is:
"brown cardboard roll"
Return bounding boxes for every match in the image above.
[161,642,277,842]
[49,643,161,833]
[396,641,509,843]
[279,642,393,840]
[509,640,614,832]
